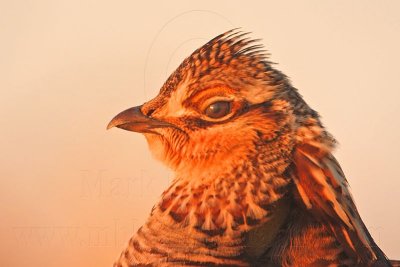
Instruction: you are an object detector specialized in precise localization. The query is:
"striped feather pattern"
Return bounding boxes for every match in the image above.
[109,30,395,266]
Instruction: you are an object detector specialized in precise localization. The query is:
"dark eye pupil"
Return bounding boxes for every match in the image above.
[205,101,231,118]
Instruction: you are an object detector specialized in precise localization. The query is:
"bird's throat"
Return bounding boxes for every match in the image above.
[156,159,292,237]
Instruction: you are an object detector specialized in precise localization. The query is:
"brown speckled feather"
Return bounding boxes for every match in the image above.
[108,30,394,266]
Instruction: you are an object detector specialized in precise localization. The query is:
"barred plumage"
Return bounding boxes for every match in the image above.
[108,30,396,266]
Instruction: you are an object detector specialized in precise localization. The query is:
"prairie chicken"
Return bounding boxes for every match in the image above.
[108,30,397,266]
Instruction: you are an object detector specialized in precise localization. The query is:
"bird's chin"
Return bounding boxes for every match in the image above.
[143,132,163,146]
[144,134,173,166]
[144,131,189,171]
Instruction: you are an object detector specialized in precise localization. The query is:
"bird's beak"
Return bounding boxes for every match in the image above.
[107,106,173,133]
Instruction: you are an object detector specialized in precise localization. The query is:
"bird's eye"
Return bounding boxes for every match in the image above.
[204,101,231,119]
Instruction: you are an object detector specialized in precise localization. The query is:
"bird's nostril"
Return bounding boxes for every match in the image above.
[145,107,156,117]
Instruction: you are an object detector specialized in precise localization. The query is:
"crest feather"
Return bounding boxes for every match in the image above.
[189,29,270,64]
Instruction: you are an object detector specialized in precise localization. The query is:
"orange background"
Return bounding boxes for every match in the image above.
[1,1,399,266]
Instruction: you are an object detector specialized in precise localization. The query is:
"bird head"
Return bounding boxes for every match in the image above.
[107,30,318,175]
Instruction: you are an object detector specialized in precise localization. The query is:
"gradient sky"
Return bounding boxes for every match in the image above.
[1,1,399,266]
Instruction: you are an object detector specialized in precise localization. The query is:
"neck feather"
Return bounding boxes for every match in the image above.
[156,147,292,235]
